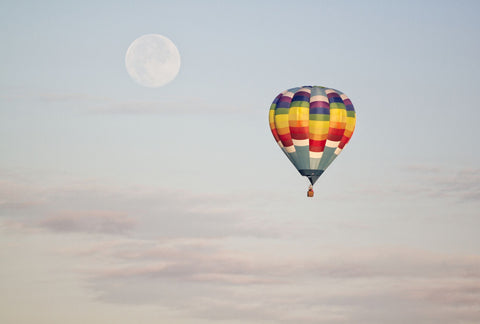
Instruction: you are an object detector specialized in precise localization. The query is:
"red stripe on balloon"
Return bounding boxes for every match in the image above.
[270,127,280,142]
[278,134,293,147]
[290,127,309,139]
[327,128,344,141]
[309,139,326,152]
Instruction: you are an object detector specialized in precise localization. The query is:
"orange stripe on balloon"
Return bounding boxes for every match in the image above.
[277,127,290,135]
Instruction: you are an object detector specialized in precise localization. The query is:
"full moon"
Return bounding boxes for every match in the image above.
[125,34,181,88]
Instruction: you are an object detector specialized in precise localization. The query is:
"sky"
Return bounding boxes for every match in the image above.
[1,0,479,323]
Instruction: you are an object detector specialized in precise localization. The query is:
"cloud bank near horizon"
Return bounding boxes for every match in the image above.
[1,165,479,324]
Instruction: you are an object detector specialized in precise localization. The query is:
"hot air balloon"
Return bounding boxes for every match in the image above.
[268,86,356,197]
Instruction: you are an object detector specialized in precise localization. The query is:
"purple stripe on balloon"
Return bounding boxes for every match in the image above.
[292,91,310,103]
[295,90,310,95]
[327,92,340,99]
[345,104,355,111]
[277,94,293,108]
[293,91,310,97]
[310,101,330,108]
[272,93,283,105]
[279,95,293,103]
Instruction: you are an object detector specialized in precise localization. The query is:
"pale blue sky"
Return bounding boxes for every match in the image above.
[1,1,480,323]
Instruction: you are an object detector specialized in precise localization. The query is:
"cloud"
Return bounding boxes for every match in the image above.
[0,89,110,104]
[39,210,135,234]
[0,173,284,239]
[86,243,480,283]
[400,165,480,201]
[37,92,110,103]
[351,165,480,203]
[409,281,480,306]
[91,99,244,114]
[0,179,46,209]
[3,170,479,324]
[402,164,443,174]
[80,241,480,324]
[0,89,245,114]
[87,241,281,285]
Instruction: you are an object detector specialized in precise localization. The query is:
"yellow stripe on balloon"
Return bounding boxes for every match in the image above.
[329,108,347,123]
[288,107,309,121]
[275,114,290,129]
[309,120,330,133]
[269,110,275,124]
[345,116,356,132]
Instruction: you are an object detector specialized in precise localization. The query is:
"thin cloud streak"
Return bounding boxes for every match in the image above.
[0,89,110,103]
[0,179,47,209]
[0,173,289,239]
[80,238,480,324]
[350,165,480,203]
[39,210,135,234]
[85,243,480,283]
[402,165,480,201]
[0,89,246,114]
[91,99,244,114]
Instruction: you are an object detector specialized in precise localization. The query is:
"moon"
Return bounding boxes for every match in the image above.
[125,34,181,88]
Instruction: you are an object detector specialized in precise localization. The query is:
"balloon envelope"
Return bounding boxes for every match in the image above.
[269,86,356,185]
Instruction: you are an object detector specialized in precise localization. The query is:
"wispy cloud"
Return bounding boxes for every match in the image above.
[0,173,283,239]
[79,240,480,324]
[350,164,480,203]
[39,210,135,234]
[38,92,111,103]
[0,89,246,114]
[0,88,110,103]
[0,179,47,209]
[2,170,479,324]
[85,243,480,282]
[91,98,244,114]
[409,281,480,306]
[399,165,480,201]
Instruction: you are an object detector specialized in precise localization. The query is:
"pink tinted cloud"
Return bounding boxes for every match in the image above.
[80,240,480,323]
[0,179,47,209]
[39,210,135,234]
[399,165,480,201]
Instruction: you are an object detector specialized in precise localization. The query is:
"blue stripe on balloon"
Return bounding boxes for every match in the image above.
[328,96,343,103]
[292,95,309,102]
[345,104,354,111]
[310,107,330,114]
[277,101,292,108]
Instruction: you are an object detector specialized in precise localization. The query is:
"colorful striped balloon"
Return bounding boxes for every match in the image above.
[269,85,356,186]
